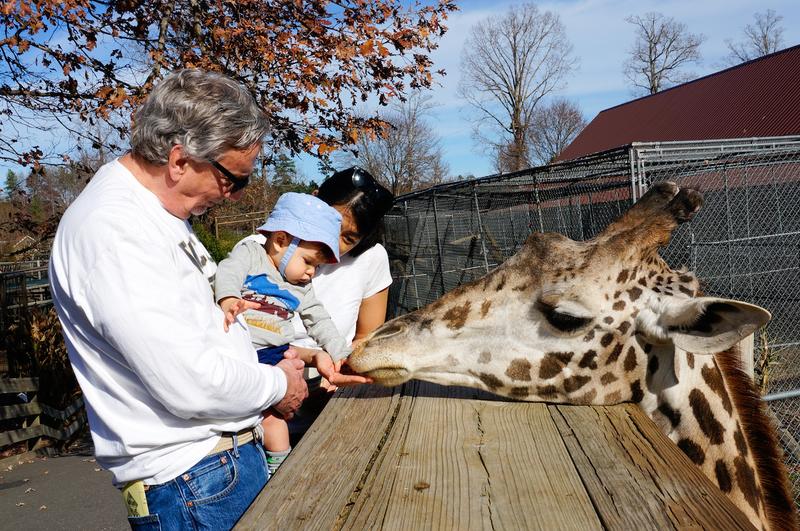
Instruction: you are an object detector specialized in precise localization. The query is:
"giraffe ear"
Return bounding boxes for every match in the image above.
[663,298,771,354]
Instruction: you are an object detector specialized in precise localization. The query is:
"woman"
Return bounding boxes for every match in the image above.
[291,166,395,356]
[239,166,394,436]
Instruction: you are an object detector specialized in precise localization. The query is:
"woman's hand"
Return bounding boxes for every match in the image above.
[312,351,373,387]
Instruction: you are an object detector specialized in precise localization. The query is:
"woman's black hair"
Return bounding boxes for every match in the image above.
[317,167,394,257]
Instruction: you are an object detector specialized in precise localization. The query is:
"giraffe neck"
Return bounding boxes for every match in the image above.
[640,347,795,531]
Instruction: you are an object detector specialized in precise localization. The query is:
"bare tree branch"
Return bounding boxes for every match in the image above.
[622,12,704,95]
[459,3,575,172]
[527,97,586,164]
[724,9,785,66]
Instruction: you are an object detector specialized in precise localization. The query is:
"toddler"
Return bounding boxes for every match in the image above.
[215,192,350,476]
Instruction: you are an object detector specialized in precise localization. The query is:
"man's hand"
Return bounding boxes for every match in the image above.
[272,353,308,420]
[313,351,373,387]
[219,297,260,332]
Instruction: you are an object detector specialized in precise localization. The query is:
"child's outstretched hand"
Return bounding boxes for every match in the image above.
[313,351,373,387]
[219,297,260,332]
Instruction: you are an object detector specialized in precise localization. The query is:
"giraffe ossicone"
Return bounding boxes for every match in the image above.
[349,182,797,531]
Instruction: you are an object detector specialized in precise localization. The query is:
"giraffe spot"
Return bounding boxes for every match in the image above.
[679,274,694,283]
[604,293,609,301]
[627,287,642,301]
[420,318,434,330]
[679,285,694,296]
[495,275,506,291]
[600,333,614,347]
[600,372,618,385]
[604,391,622,403]
[612,300,626,311]
[678,438,706,465]
[603,316,614,324]
[686,352,695,369]
[643,342,652,353]
[478,351,492,364]
[652,287,661,293]
[480,300,492,317]
[613,290,622,299]
[576,389,597,404]
[605,343,623,365]
[564,375,591,393]
[656,275,664,282]
[657,401,681,428]
[701,364,733,416]
[630,380,644,402]
[509,386,530,399]
[715,460,733,493]
[537,385,558,399]
[539,352,573,379]
[647,355,659,375]
[638,277,648,286]
[475,372,502,391]
[648,270,657,278]
[616,269,629,283]
[443,301,471,330]
[583,329,595,342]
[617,321,631,334]
[734,424,748,456]
[689,389,725,445]
[578,350,598,370]
[506,358,532,382]
[623,347,637,372]
[734,456,760,512]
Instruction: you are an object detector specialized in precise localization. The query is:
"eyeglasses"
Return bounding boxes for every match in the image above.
[207,158,250,193]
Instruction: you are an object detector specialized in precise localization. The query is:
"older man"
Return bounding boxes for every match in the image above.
[49,70,307,529]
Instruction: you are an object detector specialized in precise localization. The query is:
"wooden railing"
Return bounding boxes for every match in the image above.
[0,377,86,465]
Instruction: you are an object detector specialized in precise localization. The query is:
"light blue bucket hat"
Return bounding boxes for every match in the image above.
[257,192,342,276]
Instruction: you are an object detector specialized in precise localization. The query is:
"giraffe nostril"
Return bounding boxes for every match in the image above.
[370,321,405,341]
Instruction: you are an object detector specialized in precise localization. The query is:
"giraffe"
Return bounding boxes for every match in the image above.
[348,182,797,531]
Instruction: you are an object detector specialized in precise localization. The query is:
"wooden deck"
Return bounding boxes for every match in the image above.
[237,381,754,530]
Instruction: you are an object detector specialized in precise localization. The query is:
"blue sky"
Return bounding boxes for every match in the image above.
[298,0,800,182]
[4,0,800,185]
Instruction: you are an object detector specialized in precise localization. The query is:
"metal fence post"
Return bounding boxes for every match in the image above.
[403,200,421,310]
[473,186,490,274]
[431,191,446,298]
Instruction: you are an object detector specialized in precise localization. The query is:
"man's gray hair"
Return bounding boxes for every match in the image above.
[130,69,270,165]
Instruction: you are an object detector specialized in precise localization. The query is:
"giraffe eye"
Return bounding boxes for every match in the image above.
[536,301,593,332]
[546,311,592,332]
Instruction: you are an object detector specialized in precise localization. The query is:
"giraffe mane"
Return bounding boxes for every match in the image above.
[715,346,797,530]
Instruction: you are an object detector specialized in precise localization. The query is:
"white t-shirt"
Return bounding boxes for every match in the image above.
[49,159,287,486]
[238,236,393,347]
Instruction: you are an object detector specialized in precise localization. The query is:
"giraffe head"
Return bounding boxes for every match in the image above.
[349,182,796,530]
[351,183,768,397]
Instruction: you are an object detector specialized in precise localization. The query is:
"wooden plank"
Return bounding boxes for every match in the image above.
[0,377,39,393]
[0,401,42,420]
[236,384,402,530]
[552,404,754,530]
[41,396,84,421]
[0,425,42,447]
[40,415,86,441]
[344,381,602,531]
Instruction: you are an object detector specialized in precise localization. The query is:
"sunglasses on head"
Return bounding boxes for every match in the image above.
[347,167,393,207]
[207,158,250,193]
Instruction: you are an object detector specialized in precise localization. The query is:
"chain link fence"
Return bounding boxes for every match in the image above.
[382,136,800,503]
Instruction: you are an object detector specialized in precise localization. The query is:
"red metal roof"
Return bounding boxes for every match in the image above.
[558,44,800,161]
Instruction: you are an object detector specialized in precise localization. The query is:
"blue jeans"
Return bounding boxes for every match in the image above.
[127,440,268,530]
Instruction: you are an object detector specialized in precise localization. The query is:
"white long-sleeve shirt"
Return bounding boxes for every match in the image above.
[49,159,287,486]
